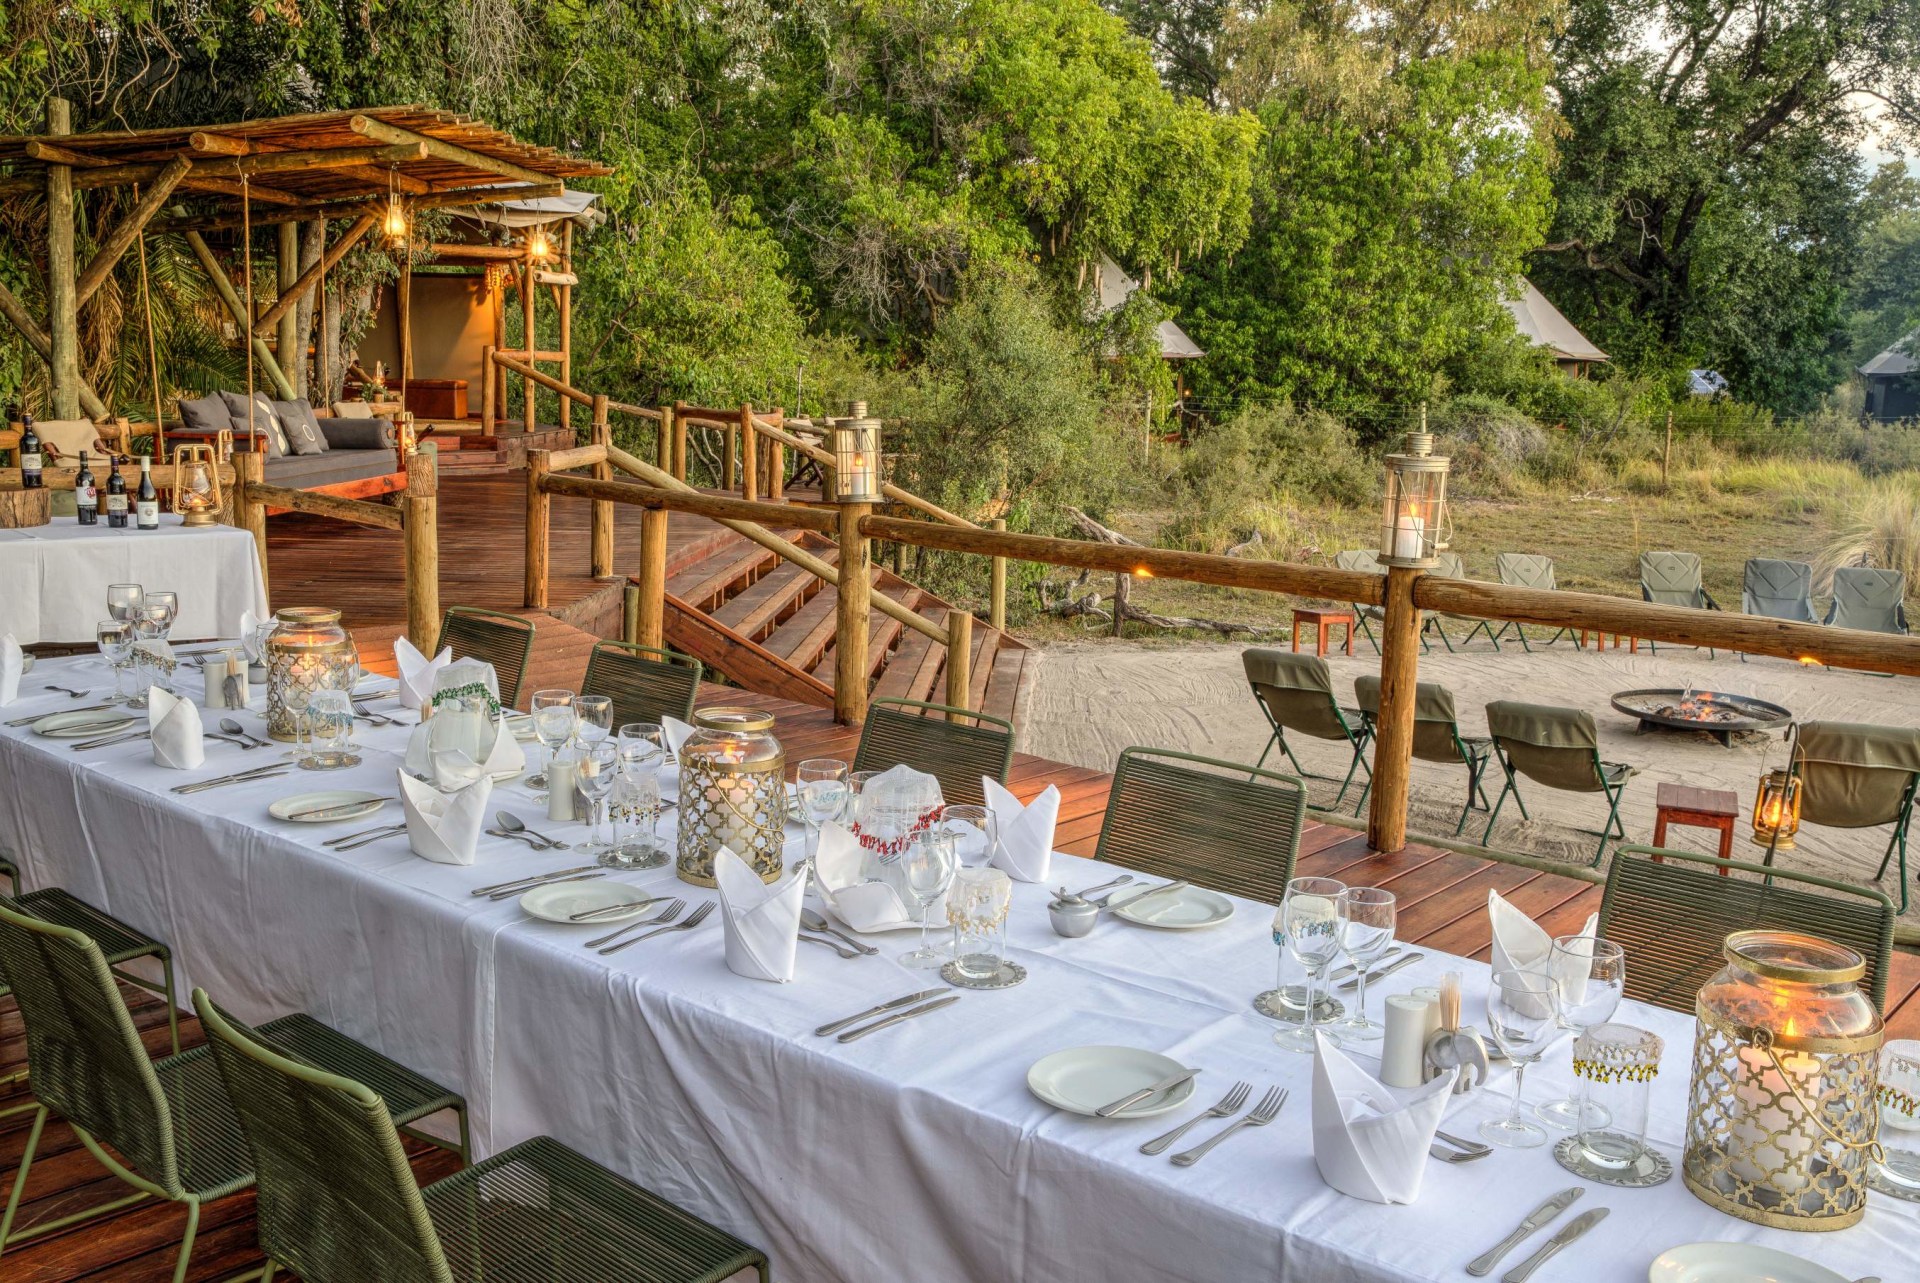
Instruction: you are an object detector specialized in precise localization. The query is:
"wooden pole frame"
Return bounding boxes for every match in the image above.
[636,506,668,650]
[590,394,613,578]
[403,448,440,653]
[181,230,299,400]
[1367,566,1423,853]
[45,97,80,420]
[250,213,375,336]
[74,155,193,308]
[835,500,874,726]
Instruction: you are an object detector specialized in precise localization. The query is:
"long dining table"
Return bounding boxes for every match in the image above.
[3,652,1918,1282]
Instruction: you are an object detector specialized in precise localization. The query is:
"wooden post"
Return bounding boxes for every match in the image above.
[277,221,301,397]
[45,98,79,420]
[1366,565,1424,854]
[945,610,972,714]
[526,449,552,608]
[1112,571,1130,637]
[481,345,496,433]
[740,403,757,499]
[590,394,614,578]
[491,277,507,424]
[721,421,736,493]
[559,222,574,434]
[397,257,413,404]
[768,410,785,501]
[636,506,668,650]
[233,451,269,599]
[1663,410,1673,490]
[990,518,1008,631]
[403,448,439,654]
[673,404,688,481]
[660,403,676,472]
[622,584,640,645]
[834,500,873,726]
[520,259,536,432]
[182,231,299,400]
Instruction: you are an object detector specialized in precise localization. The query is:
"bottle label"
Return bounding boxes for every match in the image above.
[136,500,159,524]
[76,483,97,506]
[107,494,128,513]
[21,452,41,473]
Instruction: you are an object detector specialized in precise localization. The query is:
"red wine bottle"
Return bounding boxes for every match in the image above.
[105,455,129,528]
[75,449,97,524]
[18,414,42,489]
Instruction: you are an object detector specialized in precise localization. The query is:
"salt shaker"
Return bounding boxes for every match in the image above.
[1380,994,1433,1088]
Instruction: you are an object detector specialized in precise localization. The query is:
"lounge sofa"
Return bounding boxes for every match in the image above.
[172,390,403,492]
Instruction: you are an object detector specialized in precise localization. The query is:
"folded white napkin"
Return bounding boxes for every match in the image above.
[814,820,930,933]
[146,687,206,770]
[395,636,453,710]
[0,633,21,706]
[1312,1031,1457,1204]
[663,715,696,761]
[714,846,805,981]
[1488,889,1598,1016]
[239,609,261,656]
[404,716,525,785]
[397,769,493,866]
[984,777,1060,883]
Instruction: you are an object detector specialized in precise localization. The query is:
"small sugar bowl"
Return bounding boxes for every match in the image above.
[1048,888,1100,938]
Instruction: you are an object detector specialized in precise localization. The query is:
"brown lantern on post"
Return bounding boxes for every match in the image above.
[1378,410,1450,569]
[831,401,881,503]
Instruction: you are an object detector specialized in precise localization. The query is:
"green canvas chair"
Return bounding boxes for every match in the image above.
[1482,700,1636,865]
[1243,649,1372,809]
[1427,552,1502,651]
[852,697,1014,806]
[1093,748,1307,904]
[193,989,769,1283]
[1739,558,1817,663]
[1825,565,1910,635]
[581,639,703,727]
[1490,553,1573,650]
[1333,549,1436,656]
[1769,721,1920,913]
[1599,846,1895,1015]
[1352,675,1495,835]
[1639,551,1721,656]
[433,605,537,708]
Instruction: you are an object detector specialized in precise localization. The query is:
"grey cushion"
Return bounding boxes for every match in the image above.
[316,417,395,451]
[178,394,231,435]
[220,391,289,457]
[273,400,330,455]
[262,452,400,488]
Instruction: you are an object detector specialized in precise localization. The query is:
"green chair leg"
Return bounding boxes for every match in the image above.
[1482,777,1515,846]
[1593,786,1628,866]
[173,1199,200,1283]
[0,1104,46,1254]
[1356,616,1382,656]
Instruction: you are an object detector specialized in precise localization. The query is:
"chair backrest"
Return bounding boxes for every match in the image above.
[1243,648,1349,742]
[851,698,1015,806]
[580,640,703,727]
[1431,551,1466,579]
[193,991,452,1283]
[0,899,180,1194]
[1354,674,1466,763]
[1334,549,1384,576]
[433,606,536,708]
[1485,700,1605,792]
[1599,847,1895,1014]
[1793,720,1920,829]
[1826,566,1909,634]
[1639,551,1705,608]
[1495,552,1557,592]
[1093,748,1307,904]
[1741,558,1816,622]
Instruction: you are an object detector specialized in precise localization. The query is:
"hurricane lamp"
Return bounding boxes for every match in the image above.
[265,607,355,742]
[676,708,787,886]
[528,227,555,262]
[1751,769,1803,851]
[831,401,881,503]
[1683,930,1883,1230]
[1378,419,1450,569]
[381,168,410,250]
[168,442,222,527]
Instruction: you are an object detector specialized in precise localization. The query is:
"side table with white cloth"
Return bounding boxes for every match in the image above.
[0,516,269,646]
[1,652,1917,1282]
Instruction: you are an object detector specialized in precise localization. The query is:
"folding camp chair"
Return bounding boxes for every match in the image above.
[1242,649,1372,809]
[1490,553,1573,650]
[1353,675,1494,834]
[1639,551,1721,656]
[1334,549,1437,656]
[1765,720,1920,913]
[1483,700,1637,865]
[1738,558,1817,662]
[1427,552,1501,651]
[1826,566,1910,636]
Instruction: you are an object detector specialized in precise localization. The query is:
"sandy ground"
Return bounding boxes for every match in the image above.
[1020,633,1920,917]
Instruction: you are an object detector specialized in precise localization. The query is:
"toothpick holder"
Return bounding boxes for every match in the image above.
[1425,1027,1491,1095]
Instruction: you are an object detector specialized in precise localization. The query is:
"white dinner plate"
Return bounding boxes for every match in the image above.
[269,791,387,824]
[1648,1242,1848,1283]
[520,881,660,925]
[1026,1046,1197,1118]
[1106,883,1235,930]
[32,709,139,738]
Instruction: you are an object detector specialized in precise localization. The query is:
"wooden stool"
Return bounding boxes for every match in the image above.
[1578,631,1638,652]
[1651,782,1740,873]
[1292,606,1355,658]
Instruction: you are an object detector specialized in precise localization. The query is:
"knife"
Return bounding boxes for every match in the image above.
[1328,946,1403,982]
[9,702,113,726]
[283,797,393,822]
[1337,951,1425,990]
[1501,1207,1608,1283]
[837,994,962,1043]
[814,989,950,1037]
[1466,1188,1583,1276]
[1096,1067,1200,1117]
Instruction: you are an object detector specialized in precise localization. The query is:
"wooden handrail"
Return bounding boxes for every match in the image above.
[752,413,979,530]
[491,350,594,408]
[542,472,837,533]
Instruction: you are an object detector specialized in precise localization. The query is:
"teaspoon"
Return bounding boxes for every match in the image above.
[218,717,270,749]
[495,811,572,850]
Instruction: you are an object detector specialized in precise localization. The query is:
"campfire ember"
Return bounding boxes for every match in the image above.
[1609,688,1794,747]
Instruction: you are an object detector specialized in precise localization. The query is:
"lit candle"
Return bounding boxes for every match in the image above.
[1729,1039,1821,1192]
[1393,502,1425,561]
[547,757,576,822]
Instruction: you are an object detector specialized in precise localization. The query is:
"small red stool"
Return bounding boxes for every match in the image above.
[1292,607,1356,658]
[1651,782,1740,874]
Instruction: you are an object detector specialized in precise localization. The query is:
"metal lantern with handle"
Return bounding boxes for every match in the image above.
[168,442,222,527]
[676,708,787,886]
[1683,930,1883,1230]
[1378,413,1450,569]
[265,607,355,742]
[1751,769,1803,850]
[831,401,881,503]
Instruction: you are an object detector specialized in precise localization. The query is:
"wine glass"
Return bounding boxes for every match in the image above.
[145,591,178,639]
[939,803,994,869]
[796,758,850,885]
[1481,969,1562,1149]
[96,620,134,704]
[613,742,666,869]
[574,695,614,746]
[245,617,279,669]
[1537,936,1627,1130]
[1273,876,1347,1052]
[1332,887,1397,1042]
[106,584,143,623]
[302,689,359,770]
[575,740,620,858]
[899,826,957,968]
[845,769,879,825]
[528,689,575,793]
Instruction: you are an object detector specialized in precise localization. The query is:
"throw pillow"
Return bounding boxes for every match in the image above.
[177,394,230,436]
[331,400,375,419]
[272,400,330,455]
[220,390,289,457]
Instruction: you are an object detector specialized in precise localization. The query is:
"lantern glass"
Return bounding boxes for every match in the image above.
[676,708,787,886]
[382,193,409,249]
[1378,431,1450,568]
[832,401,881,503]
[1751,769,1803,849]
[265,607,355,742]
[529,228,554,261]
[1683,930,1884,1230]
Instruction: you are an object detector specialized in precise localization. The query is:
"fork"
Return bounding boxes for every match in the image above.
[599,901,713,955]
[44,684,89,699]
[1139,1081,1251,1156]
[325,822,407,847]
[1168,1087,1288,1166]
[586,898,684,948]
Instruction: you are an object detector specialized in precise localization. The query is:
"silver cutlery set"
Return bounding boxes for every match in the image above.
[1134,1081,1289,1165]
[1466,1188,1607,1282]
[815,989,963,1042]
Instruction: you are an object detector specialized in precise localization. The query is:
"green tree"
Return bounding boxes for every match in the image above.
[1850,162,1920,365]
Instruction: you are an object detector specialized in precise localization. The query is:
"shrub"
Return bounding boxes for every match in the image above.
[1162,403,1375,552]
[1429,394,1552,496]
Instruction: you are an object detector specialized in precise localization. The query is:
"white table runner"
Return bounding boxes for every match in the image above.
[2,654,1916,1282]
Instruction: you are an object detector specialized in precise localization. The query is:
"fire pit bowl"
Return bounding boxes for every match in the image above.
[1609,688,1793,748]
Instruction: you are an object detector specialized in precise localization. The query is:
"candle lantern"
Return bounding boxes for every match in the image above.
[1683,930,1884,1230]
[1378,413,1450,569]
[168,442,223,527]
[1751,769,1803,851]
[831,401,881,503]
[265,607,355,742]
[676,708,787,886]
[381,167,410,250]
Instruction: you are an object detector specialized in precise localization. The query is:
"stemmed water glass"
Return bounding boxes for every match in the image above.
[575,740,620,857]
[528,689,575,794]
[1273,876,1347,1053]
[96,621,134,704]
[796,759,850,886]
[1537,936,1627,1129]
[574,695,613,747]
[1333,887,1397,1042]
[612,738,667,869]
[106,584,143,623]
[145,591,178,640]
[900,826,957,967]
[1482,969,1562,1149]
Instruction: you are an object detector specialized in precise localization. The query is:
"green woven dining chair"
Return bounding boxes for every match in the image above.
[581,639,703,727]
[193,989,770,1283]
[1489,553,1574,651]
[1093,748,1307,905]
[1598,846,1895,1015]
[851,697,1015,806]
[0,849,17,897]
[0,885,180,1055]
[1482,701,1636,865]
[1352,675,1494,835]
[1243,649,1372,809]
[433,605,537,708]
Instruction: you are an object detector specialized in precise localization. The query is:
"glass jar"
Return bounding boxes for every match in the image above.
[265,607,353,741]
[676,708,786,886]
[1573,1023,1665,1177]
[1683,930,1884,1230]
[947,866,1012,982]
[1875,1039,1920,1201]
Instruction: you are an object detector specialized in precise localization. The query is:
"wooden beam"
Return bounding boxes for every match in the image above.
[990,518,1008,630]
[277,220,301,392]
[526,449,552,608]
[1367,566,1422,853]
[0,277,109,419]
[182,231,299,401]
[636,507,668,649]
[424,242,526,261]
[187,131,251,156]
[946,610,973,714]
[0,143,430,198]
[250,214,375,336]
[233,452,269,598]
[157,181,564,233]
[74,157,194,307]
[590,395,613,578]
[349,114,554,187]
[45,97,79,419]
[244,480,405,528]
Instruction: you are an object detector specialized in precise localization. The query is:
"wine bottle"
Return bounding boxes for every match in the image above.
[105,455,129,528]
[18,413,42,489]
[135,454,159,529]
[74,449,97,525]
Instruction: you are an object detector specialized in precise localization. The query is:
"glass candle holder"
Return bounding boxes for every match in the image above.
[266,607,354,741]
[1876,1038,1920,1200]
[676,708,785,886]
[1574,1023,1665,1175]
[947,866,1012,982]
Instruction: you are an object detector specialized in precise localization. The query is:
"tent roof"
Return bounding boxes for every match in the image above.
[448,189,602,228]
[1862,336,1918,377]
[1090,252,1205,360]
[1503,279,1608,363]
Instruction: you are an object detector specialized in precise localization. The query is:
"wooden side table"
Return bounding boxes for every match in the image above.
[1579,631,1638,653]
[1292,606,1355,658]
[1651,782,1740,873]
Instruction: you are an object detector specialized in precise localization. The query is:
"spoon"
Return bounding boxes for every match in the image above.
[800,908,878,955]
[45,684,89,699]
[218,717,270,749]
[486,827,554,850]
[496,811,571,851]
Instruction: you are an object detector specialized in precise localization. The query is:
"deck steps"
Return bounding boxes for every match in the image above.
[712,549,835,641]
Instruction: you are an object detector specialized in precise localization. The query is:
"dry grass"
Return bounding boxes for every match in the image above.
[1819,476,1920,591]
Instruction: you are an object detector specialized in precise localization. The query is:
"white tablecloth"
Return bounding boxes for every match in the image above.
[2,653,1917,1282]
[0,517,268,645]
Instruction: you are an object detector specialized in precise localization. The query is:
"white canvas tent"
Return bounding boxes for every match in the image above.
[1503,279,1608,374]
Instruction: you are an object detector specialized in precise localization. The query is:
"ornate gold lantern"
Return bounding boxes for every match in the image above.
[676,708,786,886]
[1378,410,1450,569]
[265,607,355,741]
[1751,769,1803,851]
[831,401,881,503]
[1683,931,1884,1230]
[381,167,410,250]
[168,442,223,527]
